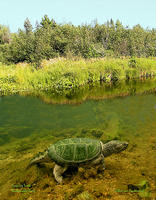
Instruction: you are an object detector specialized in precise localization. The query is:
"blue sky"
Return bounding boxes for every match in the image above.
[0,0,156,32]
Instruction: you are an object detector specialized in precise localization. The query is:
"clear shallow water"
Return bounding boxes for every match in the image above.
[0,93,156,146]
[0,83,156,199]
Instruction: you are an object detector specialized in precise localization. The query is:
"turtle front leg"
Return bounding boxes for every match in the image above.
[101,154,105,170]
[53,164,67,184]
[90,154,105,170]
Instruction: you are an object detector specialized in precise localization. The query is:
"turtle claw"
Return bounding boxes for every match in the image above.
[56,176,63,184]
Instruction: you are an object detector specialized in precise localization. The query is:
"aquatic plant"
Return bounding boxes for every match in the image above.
[0,58,156,96]
[77,191,94,200]
[138,180,151,198]
[127,180,151,198]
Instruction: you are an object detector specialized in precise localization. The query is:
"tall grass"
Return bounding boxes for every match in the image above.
[0,57,156,95]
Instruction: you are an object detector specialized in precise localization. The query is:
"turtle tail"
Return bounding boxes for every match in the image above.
[27,150,50,169]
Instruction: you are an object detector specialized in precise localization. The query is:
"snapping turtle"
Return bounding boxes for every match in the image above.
[28,138,128,183]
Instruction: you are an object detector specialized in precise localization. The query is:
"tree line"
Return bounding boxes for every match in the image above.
[0,15,156,66]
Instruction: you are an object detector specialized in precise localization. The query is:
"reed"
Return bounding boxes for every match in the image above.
[0,57,156,95]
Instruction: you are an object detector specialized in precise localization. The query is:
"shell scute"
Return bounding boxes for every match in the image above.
[48,138,101,164]
[61,144,75,161]
[74,144,86,161]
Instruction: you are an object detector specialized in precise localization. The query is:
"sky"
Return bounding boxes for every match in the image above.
[0,0,156,32]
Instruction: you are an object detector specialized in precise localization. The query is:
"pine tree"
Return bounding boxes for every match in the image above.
[24,18,33,35]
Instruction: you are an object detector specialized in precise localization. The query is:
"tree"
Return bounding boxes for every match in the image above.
[129,25,146,57]
[40,15,56,29]
[0,25,11,44]
[1,16,156,64]
[24,18,33,35]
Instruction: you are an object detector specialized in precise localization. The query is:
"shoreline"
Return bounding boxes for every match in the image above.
[0,57,156,97]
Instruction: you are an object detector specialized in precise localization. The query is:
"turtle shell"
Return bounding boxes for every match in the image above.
[48,138,101,164]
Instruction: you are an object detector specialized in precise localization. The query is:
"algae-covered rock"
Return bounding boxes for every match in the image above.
[91,129,104,138]
[78,128,104,138]
[78,166,98,180]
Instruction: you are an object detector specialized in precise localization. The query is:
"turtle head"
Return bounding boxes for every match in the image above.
[27,150,51,168]
[102,140,128,157]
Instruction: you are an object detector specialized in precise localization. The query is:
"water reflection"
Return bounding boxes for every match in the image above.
[17,78,156,105]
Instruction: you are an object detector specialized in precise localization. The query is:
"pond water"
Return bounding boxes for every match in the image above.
[0,80,156,200]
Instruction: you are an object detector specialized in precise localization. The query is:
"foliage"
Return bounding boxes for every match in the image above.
[0,58,156,95]
[0,25,11,44]
[0,17,156,66]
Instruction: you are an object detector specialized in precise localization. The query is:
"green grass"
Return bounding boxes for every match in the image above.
[0,57,156,96]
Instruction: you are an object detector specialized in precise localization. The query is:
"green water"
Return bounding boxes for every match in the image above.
[0,80,156,199]
[0,93,156,147]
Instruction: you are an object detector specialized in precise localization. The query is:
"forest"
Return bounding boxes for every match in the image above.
[0,15,156,66]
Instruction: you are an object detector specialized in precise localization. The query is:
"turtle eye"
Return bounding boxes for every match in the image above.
[123,142,128,148]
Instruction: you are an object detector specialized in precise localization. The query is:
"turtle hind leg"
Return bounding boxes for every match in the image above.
[53,164,67,184]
